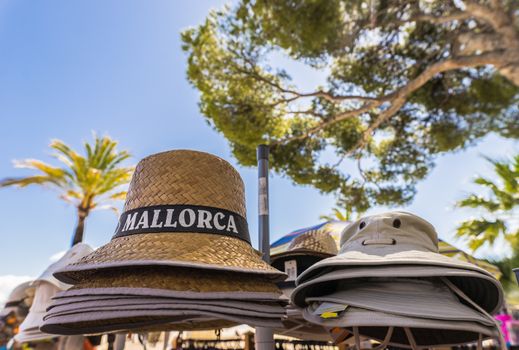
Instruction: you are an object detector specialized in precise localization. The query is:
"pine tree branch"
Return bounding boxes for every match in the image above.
[273,51,505,147]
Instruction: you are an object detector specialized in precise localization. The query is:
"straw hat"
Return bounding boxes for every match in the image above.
[271,229,338,263]
[293,212,503,314]
[271,230,338,281]
[54,150,285,284]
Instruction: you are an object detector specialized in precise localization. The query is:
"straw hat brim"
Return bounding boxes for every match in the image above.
[292,265,502,314]
[61,266,283,297]
[54,233,285,284]
[303,307,497,348]
[271,249,335,263]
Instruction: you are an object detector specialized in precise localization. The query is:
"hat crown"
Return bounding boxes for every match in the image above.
[124,150,246,217]
[288,230,338,256]
[339,212,438,255]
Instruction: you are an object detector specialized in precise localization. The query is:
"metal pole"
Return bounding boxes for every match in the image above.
[255,144,274,350]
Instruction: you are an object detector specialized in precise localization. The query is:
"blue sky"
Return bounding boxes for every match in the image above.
[0,0,517,300]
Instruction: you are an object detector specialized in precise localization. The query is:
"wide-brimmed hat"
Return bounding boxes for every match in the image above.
[54,150,285,284]
[302,278,499,348]
[0,281,34,319]
[293,212,503,314]
[14,244,94,343]
[15,281,60,343]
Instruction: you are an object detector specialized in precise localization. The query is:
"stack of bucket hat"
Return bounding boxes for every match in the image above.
[271,229,337,340]
[15,243,93,343]
[291,212,506,349]
[41,150,287,336]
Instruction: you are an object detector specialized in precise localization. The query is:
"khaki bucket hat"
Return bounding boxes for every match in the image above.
[54,150,285,284]
[294,212,503,314]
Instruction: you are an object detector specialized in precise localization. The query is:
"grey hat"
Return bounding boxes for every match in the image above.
[292,212,506,350]
[41,308,283,335]
[302,278,499,348]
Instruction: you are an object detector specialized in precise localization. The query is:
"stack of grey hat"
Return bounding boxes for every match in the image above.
[292,212,505,349]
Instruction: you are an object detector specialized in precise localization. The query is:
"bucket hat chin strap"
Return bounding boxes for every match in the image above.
[353,326,393,350]
[349,278,504,350]
[441,278,506,350]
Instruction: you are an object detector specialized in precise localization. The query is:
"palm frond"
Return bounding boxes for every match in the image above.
[456,218,508,251]
[3,134,133,211]
[0,175,63,188]
[13,159,72,182]
[107,191,128,200]
[456,194,500,211]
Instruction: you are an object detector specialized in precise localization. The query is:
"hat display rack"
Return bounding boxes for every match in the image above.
[255,145,275,350]
[1,146,507,350]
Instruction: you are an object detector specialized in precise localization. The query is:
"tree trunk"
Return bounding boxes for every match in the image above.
[71,207,89,246]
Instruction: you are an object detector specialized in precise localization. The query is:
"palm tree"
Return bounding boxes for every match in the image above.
[455,154,519,252]
[319,208,353,222]
[0,134,133,246]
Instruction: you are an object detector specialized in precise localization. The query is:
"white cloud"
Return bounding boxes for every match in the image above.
[0,275,33,305]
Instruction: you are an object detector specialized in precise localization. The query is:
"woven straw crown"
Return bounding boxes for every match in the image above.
[54,150,286,284]
[124,150,246,217]
[286,230,338,256]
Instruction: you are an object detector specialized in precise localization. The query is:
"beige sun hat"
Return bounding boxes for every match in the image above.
[293,212,503,314]
[54,150,285,284]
